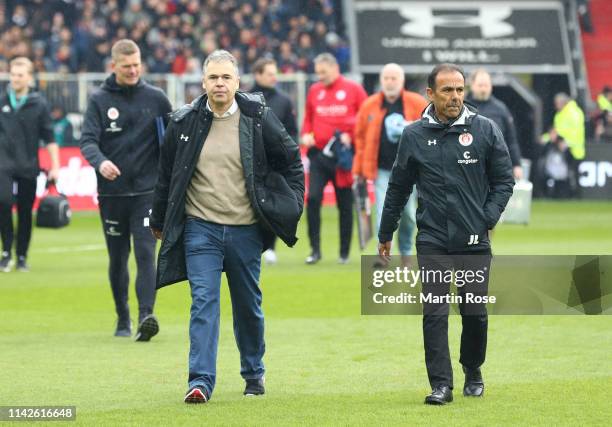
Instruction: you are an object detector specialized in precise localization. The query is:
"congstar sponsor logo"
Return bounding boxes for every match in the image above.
[458,151,478,165]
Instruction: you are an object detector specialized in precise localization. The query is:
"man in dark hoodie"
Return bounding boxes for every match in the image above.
[250,57,298,265]
[80,39,172,341]
[0,57,60,273]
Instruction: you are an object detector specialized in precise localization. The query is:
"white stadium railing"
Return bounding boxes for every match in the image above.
[0,72,310,138]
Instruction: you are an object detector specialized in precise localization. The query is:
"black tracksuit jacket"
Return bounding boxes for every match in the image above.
[80,74,172,196]
[379,104,514,252]
[0,89,54,179]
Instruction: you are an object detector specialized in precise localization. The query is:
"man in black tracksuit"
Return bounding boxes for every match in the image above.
[467,69,523,180]
[250,57,298,264]
[0,57,60,273]
[378,64,514,405]
[80,39,172,341]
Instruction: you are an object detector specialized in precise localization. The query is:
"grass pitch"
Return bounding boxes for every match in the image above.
[1,201,611,426]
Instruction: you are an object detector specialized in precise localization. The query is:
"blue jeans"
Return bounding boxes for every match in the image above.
[375,168,416,256]
[184,217,265,397]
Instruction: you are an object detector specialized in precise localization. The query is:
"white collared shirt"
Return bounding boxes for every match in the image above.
[206,99,238,118]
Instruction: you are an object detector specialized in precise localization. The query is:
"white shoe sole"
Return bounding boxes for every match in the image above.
[1,260,14,272]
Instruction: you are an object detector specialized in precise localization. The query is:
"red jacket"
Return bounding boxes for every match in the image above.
[302,75,367,187]
[353,90,428,180]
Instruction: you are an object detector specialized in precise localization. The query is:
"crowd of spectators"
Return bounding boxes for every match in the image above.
[0,0,351,75]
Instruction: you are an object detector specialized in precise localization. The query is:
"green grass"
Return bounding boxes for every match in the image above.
[1,201,612,426]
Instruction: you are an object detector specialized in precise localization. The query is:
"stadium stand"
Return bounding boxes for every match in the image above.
[0,0,349,74]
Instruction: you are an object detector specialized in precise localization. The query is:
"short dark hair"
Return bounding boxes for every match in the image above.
[428,63,465,90]
[252,57,276,75]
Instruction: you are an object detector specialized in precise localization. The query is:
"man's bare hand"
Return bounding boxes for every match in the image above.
[99,160,121,181]
[378,241,392,261]
[151,227,163,240]
[513,166,523,181]
[340,132,351,147]
[301,133,315,147]
[47,168,60,183]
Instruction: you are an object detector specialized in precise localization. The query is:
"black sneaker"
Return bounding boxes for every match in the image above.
[244,378,265,396]
[0,252,12,273]
[184,386,209,404]
[114,318,132,337]
[135,314,159,342]
[305,251,321,265]
[16,256,28,272]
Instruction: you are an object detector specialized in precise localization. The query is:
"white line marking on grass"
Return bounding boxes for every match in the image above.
[35,244,106,254]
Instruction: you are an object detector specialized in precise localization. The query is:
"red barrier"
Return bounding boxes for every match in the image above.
[36,147,375,211]
[38,147,98,210]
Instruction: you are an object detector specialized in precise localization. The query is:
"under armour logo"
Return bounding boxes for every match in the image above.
[428,139,437,146]
[468,234,480,245]
[180,134,189,142]
[399,5,514,38]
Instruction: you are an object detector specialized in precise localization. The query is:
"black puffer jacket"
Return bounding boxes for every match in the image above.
[151,91,304,288]
[379,103,514,252]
